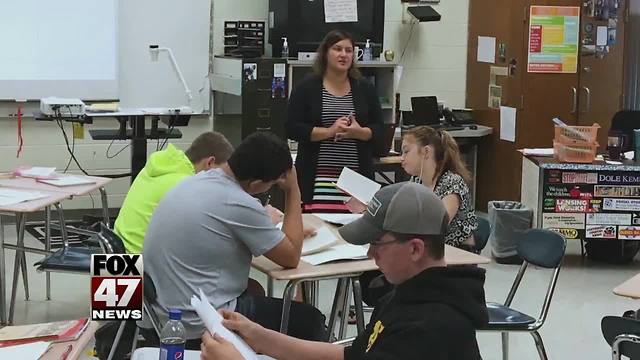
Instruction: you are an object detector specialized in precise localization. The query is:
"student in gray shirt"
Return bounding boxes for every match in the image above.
[142,132,327,344]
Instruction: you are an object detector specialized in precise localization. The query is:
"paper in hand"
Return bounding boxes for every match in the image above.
[190,289,258,360]
[336,167,381,205]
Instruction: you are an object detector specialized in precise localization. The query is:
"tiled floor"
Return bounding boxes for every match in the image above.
[2,225,640,359]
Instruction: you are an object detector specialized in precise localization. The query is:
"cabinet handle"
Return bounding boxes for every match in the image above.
[581,87,591,114]
[571,87,577,114]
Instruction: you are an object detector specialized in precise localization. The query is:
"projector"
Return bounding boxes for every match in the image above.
[40,97,86,117]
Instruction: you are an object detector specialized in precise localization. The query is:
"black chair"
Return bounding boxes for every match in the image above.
[480,229,566,360]
[473,217,491,253]
[609,110,640,152]
[602,316,640,359]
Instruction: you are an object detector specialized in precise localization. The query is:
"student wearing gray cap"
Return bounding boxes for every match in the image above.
[199,182,489,360]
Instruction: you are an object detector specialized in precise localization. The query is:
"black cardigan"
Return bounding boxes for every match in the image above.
[285,74,384,203]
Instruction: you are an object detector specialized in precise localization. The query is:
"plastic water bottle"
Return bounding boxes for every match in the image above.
[159,309,186,360]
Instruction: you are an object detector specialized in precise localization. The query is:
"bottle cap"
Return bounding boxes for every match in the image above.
[169,309,182,320]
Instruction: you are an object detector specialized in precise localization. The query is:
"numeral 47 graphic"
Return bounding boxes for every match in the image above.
[94,278,141,307]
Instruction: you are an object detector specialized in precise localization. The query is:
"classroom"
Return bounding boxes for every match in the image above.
[0,0,639,359]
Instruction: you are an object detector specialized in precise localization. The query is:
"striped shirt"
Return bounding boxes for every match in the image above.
[304,88,360,213]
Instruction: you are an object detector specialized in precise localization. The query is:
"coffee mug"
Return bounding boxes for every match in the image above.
[354,46,364,61]
[607,135,625,160]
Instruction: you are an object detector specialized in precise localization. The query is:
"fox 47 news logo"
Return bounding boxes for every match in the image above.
[91,254,143,321]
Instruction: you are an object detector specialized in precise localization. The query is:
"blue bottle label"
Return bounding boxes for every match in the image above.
[159,344,185,360]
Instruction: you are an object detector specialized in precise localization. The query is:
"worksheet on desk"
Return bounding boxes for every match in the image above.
[302,227,338,256]
[0,189,48,206]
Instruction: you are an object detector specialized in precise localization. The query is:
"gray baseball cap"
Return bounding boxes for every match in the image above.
[338,182,448,245]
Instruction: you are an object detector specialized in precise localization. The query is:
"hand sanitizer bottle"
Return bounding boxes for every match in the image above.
[363,39,372,61]
[281,37,289,59]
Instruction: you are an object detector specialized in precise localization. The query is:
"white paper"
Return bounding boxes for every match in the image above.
[477,36,496,63]
[0,189,49,206]
[522,148,554,156]
[313,213,362,225]
[302,227,338,256]
[0,341,50,358]
[37,176,96,187]
[131,348,276,360]
[499,106,517,142]
[624,151,635,160]
[596,26,608,46]
[273,63,286,78]
[302,244,369,265]
[336,167,381,205]
[16,167,56,178]
[324,0,358,23]
[191,289,258,360]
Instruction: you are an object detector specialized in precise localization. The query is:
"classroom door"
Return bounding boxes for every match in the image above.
[577,0,627,147]
[519,0,582,149]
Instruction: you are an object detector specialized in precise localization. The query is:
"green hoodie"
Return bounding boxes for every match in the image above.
[115,144,195,253]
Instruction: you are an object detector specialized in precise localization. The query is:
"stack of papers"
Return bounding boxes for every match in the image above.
[37,176,96,187]
[86,102,120,113]
[0,189,49,206]
[312,213,361,226]
[336,167,381,204]
[522,148,554,156]
[191,289,258,360]
[0,342,50,358]
[302,227,339,256]
[0,318,88,347]
[301,244,369,265]
[14,167,56,179]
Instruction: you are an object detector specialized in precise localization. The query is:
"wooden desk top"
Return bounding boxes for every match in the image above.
[0,176,111,197]
[42,321,98,360]
[614,273,640,299]
[252,215,490,281]
[374,156,402,165]
[0,189,69,213]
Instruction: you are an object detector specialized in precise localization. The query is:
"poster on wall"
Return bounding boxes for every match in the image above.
[527,6,580,73]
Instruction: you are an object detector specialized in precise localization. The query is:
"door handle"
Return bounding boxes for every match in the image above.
[581,87,591,114]
[571,87,577,114]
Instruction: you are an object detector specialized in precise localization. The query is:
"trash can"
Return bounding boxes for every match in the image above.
[488,201,533,264]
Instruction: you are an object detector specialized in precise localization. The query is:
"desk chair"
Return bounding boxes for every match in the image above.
[473,217,491,254]
[480,229,566,360]
[602,316,640,359]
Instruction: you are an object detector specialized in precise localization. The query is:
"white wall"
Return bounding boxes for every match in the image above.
[384,1,470,110]
[0,0,213,210]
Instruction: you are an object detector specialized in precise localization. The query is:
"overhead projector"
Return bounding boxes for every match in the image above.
[40,97,86,117]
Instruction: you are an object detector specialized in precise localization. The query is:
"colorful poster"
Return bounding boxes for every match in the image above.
[527,6,580,73]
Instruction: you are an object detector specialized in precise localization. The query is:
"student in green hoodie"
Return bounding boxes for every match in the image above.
[115,132,233,254]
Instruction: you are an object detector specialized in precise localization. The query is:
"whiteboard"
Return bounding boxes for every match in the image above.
[0,0,118,100]
[118,0,211,112]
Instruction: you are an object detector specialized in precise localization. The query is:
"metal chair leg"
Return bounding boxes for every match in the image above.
[327,279,347,340]
[530,330,549,360]
[338,280,352,340]
[0,215,6,325]
[130,326,140,355]
[351,277,365,334]
[9,243,21,325]
[45,206,51,300]
[17,216,29,301]
[501,332,509,360]
[108,321,127,360]
[99,187,110,228]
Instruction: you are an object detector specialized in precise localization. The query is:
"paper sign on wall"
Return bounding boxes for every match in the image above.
[499,106,517,142]
[324,0,358,23]
[477,36,496,63]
